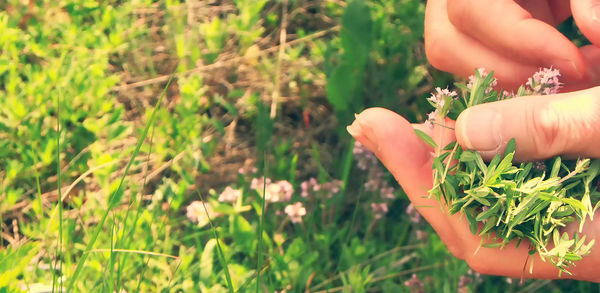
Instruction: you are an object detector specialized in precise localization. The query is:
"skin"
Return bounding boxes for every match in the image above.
[425,0,600,91]
[347,107,600,281]
[347,0,600,281]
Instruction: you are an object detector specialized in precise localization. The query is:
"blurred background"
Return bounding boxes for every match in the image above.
[0,0,597,291]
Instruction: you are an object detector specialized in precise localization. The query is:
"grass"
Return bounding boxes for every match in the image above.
[0,0,599,292]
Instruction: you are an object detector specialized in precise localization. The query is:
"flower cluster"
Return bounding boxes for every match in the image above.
[403,274,424,293]
[300,177,342,198]
[526,67,561,95]
[284,202,307,223]
[251,177,293,203]
[218,186,242,203]
[353,141,397,220]
[425,87,458,128]
[186,201,221,227]
[353,141,378,171]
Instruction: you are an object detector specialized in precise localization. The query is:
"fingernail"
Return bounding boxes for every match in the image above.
[457,107,502,152]
[346,120,363,138]
[347,118,379,152]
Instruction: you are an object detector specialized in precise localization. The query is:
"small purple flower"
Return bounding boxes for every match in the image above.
[406,203,422,224]
[353,141,378,171]
[404,274,424,293]
[416,230,428,241]
[371,202,389,220]
[427,87,457,110]
[425,109,439,128]
[284,202,307,223]
[264,180,294,203]
[186,201,221,226]
[526,67,561,95]
[380,186,395,200]
[218,186,242,203]
[250,177,272,190]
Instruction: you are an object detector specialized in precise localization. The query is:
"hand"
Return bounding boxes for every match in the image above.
[425,0,600,91]
[347,104,600,282]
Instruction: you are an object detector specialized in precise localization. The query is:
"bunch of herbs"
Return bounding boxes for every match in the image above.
[416,69,600,275]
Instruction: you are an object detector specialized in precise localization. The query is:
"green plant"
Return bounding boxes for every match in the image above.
[418,68,598,274]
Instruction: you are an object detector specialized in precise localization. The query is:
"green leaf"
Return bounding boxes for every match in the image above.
[414,129,437,149]
[476,200,503,221]
[459,150,477,162]
[503,138,516,157]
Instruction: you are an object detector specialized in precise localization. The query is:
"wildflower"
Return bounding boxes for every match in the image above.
[284,202,307,223]
[416,230,428,241]
[457,275,472,293]
[427,87,457,109]
[406,203,422,224]
[218,186,242,203]
[424,109,439,128]
[527,67,561,95]
[238,166,258,175]
[264,180,293,203]
[186,201,221,227]
[250,177,272,190]
[403,274,424,293]
[353,141,378,171]
[301,178,343,198]
[371,202,389,220]
[380,186,395,200]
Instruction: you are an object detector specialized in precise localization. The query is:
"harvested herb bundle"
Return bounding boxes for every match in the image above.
[417,68,600,275]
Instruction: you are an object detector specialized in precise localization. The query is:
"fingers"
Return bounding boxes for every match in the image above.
[571,0,600,47]
[455,87,600,161]
[347,108,463,253]
[446,0,587,87]
[425,0,539,90]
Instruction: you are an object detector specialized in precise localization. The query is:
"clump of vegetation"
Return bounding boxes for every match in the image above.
[418,68,598,274]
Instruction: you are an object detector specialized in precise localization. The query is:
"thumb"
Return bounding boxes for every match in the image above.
[455,87,600,161]
[571,0,600,47]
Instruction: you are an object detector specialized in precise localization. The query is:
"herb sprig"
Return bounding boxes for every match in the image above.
[418,68,600,275]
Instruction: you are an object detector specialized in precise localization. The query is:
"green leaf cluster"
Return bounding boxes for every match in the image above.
[418,70,600,275]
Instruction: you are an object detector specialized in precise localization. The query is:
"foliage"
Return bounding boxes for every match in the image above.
[421,69,598,274]
[0,0,598,292]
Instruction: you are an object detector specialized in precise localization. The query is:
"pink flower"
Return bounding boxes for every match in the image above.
[353,141,378,171]
[427,87,457,109]
[284,202,307,223]
[380,186,395,200]
[218,186,242,203]
[371,202,389,220]
[403,274,424,293]
[186,201,221,227]
[264,180,293,203]
[250,177,272,191]
[406,203,421,224]
[526,67,561,95]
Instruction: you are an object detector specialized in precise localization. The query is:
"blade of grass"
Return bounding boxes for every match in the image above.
[196,193,234,293]
[256,150,268,292]
[116,111,159,292]
[66,76,174,291]
[53,87,63,293]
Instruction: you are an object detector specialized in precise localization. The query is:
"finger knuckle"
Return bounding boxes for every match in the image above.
[424,33,450,71]
[527,103,563,157]
[446,0,467,28]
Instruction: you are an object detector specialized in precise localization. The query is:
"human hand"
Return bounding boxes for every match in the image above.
[424,0,600,91]
[347,101,600,281]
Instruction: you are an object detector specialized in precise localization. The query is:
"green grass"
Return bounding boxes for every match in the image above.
[1,0,599,292]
